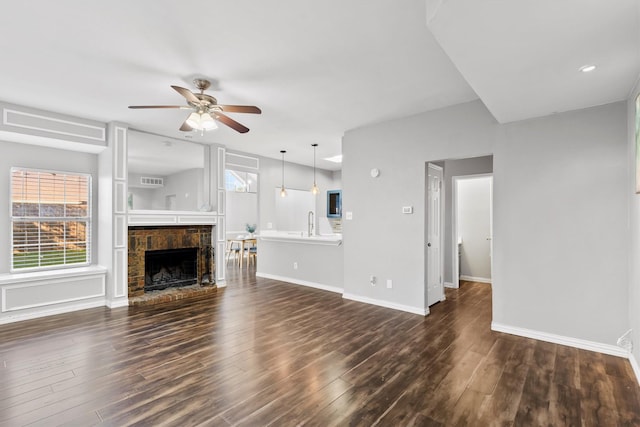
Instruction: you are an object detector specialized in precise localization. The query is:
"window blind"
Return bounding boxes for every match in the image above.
[11,168,91,270]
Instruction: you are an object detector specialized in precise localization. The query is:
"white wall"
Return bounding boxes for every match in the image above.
[152,168,204,211]
[457,176,492,281]
[226,191,258,233]
[343,99,629,347]
[494,103,628,345]
[627,78,640,376]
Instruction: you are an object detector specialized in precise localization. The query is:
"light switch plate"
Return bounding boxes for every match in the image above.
[346,211,353,220]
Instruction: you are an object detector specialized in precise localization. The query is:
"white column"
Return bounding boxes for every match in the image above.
[215,146,226,286]
[98,123,128,307]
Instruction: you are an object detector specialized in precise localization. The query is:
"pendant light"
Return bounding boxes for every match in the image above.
[280,150,287,197]
[310,143,319,195]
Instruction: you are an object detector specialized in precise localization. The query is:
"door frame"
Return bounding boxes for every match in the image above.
[451,173,493,288]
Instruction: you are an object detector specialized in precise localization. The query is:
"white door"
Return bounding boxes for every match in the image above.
[427,163,444,306]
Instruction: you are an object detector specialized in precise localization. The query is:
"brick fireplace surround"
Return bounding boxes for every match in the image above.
[128,225,215,300]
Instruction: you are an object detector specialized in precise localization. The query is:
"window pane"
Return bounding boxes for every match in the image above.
[13,221,40,246]
[40,243,65,266]
[11,168,91,270]
[65,221,87,243]
[13,246,40,269]
[66,243,87,265]
[40,221,64,245]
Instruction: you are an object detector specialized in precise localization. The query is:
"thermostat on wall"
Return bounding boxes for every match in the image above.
[402,206,413,214]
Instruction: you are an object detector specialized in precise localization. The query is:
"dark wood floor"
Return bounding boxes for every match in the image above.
[1,268,639,426]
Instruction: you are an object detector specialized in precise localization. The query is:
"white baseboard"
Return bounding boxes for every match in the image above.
[444,281,457,289]
[255,272,343,294]
[491,322,628,358]
[105,299,129,309]
[215,280,227,288]
[630,353,640,386]
[460,275,492,284]
[342,293,429,316]
[0,300,106,325]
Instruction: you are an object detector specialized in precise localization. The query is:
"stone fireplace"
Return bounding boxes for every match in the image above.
[128,225,214,298]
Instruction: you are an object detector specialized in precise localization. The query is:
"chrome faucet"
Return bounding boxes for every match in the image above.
[308,210,314,236]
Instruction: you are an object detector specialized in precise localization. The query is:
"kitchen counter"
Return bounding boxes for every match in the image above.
[259,231,342,246]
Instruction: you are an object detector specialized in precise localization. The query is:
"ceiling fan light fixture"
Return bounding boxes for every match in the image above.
[186,112,202,129]
[200,113,218,130]
[129,79,260,133]
[186,111,218,131]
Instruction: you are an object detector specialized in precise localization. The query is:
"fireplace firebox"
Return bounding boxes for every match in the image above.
[145,248,198,292]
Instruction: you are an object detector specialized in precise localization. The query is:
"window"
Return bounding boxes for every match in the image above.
[225,169,257,193]
[11,168,91,270]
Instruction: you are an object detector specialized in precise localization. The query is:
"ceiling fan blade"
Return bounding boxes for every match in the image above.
[179,120,194,132]
[217,105,262,114]
[215,113,250,133]
[128,105,187,109]
[171,85,201,104]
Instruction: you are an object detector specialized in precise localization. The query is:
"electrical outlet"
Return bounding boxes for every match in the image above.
[386,279,392,289]
[293,262,298,270]
[267,222,273,229]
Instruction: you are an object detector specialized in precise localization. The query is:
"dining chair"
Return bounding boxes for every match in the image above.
[226,241,241,265]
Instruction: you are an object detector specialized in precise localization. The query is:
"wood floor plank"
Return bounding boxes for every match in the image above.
[0,275,637,425]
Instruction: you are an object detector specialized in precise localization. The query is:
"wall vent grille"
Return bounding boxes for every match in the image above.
[140,177,164,186]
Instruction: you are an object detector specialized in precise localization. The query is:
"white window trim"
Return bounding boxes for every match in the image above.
[10,167,92,272]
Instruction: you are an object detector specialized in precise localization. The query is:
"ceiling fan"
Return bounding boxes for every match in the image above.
[128,79,261,133]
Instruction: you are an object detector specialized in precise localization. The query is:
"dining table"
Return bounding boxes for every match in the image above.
[228,235,257,268]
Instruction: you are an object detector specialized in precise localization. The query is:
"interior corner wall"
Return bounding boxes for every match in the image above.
[494,102,628,344]
[627,77,640,372]
[342,99,629,345]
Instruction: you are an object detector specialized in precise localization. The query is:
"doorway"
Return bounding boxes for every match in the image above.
[452,174,493,287]
[425,155,493,309]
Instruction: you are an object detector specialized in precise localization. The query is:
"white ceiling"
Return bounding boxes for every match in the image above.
[0,1,638,171]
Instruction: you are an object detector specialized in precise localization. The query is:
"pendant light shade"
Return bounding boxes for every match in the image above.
[311,143,319,195]
[280,150,287,197]
[186,111,218,131]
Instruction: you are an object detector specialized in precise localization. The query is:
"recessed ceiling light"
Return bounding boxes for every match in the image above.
[324,154,343,163]
[579,64,596,73]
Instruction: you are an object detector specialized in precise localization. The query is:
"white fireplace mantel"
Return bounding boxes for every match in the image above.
[128,210,217,227]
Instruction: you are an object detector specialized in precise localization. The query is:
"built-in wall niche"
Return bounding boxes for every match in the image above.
[127,130,207,211]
